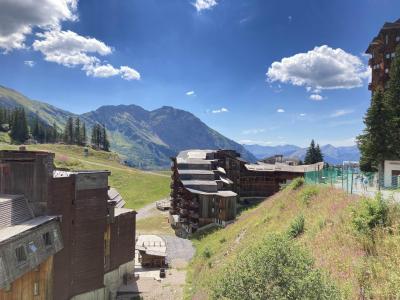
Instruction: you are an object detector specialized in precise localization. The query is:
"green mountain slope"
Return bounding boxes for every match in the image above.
[0,85,74,128]
[186,183,400,299]
[0,85,256,168]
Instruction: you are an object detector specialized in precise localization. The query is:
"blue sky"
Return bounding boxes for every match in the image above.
[0,0,399,147]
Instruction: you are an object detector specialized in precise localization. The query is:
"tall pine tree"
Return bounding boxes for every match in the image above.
[304,139,323,164]
[102,124,110,151]
[81,122,87,146]
[10,108,29,144]
[63,117,74,144]
[357,89,392,174]
[358,46,400,174]
[74,117,81,145]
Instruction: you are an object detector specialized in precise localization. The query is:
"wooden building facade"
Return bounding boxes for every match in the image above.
[366,18,400,92]
[0,150,137,300]
[170,149,322,236]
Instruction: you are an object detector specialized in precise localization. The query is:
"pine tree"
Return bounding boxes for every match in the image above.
[52,122,58,143]
[74,117,81,145]
[315,144,324,163]
[102,124,110,152]
[81,122,87,146]
[91,123,100,149]
[357,89,392,173]
[10,108,29,144]
[63,117,74,144]
[32,114,40,141]
[304,140,316,164]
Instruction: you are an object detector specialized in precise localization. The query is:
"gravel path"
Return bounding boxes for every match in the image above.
[162,235,195,264]
[136,198,170,220]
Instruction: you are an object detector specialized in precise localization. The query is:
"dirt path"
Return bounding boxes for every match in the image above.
[136,202,159,220]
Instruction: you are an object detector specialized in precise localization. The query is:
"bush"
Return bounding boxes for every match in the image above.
[202,247,212,259]
[287,214,305,238]
[300,186,319,205]
[287,177,305,190]
[211,234,340,300]
[352,193,389,236]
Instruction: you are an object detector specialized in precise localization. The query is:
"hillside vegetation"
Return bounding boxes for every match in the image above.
[186,180,400,299]
[0,143,170,210]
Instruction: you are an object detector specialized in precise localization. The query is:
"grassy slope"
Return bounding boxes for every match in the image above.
[186,184,400,299]
[0,143,170,210]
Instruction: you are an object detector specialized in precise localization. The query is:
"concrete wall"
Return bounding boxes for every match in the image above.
[384,160,400,187]
[71,260,135,300]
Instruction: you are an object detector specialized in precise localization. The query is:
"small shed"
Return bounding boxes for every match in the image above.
[136,235,167,268]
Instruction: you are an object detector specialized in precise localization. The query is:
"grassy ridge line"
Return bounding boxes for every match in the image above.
[185,184,369,299]
[0,143,170,210]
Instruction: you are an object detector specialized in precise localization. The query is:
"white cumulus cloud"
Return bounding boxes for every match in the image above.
[211,107,228,114]
[277,108,285,113]
[193,0,218,12]
[24,60,35,67]
[267,45,369,90]
[186,90,195,96]
[310,94,324,101]
[330,109,354,118]
[0,0,77,52]
[33,30,140,80]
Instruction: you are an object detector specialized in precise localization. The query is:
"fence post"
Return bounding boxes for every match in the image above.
[341,165,344,191]
[350,170,354,194]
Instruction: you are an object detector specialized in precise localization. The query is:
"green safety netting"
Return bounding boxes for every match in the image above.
[304,167,378,193]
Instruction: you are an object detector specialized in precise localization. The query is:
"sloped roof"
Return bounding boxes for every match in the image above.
[108,188,126,208]
[0,194,33,230]
[0,216,59,244]
[366,19,400,53]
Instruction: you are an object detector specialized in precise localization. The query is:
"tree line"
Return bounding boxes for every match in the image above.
[0,107,110,151]
[358,46,400,176]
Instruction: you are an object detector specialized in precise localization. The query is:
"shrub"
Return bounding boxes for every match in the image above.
[287,177,305,190]
[211,234,340,300]
[352,193,389,236]
[300,186,319,205]
[202,247,212,259]
[219,237,226,243]
[287,214,305,238]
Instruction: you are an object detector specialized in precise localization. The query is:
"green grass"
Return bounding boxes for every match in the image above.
[0,143,170,210]
[185,184,400,299]
[136,214,175,235]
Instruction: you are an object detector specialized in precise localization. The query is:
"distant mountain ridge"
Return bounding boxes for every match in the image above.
[244,143,360,165]
[0,85,256,169]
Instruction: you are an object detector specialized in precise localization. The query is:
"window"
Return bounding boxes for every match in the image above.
[42,232,52,247]
[385,68,389,74]
[386,53,391,59]
[392,52,396,58]
[386,34,389,44]
[396,36,400,42]
[27,241,37,254]
[15,246,27,264]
